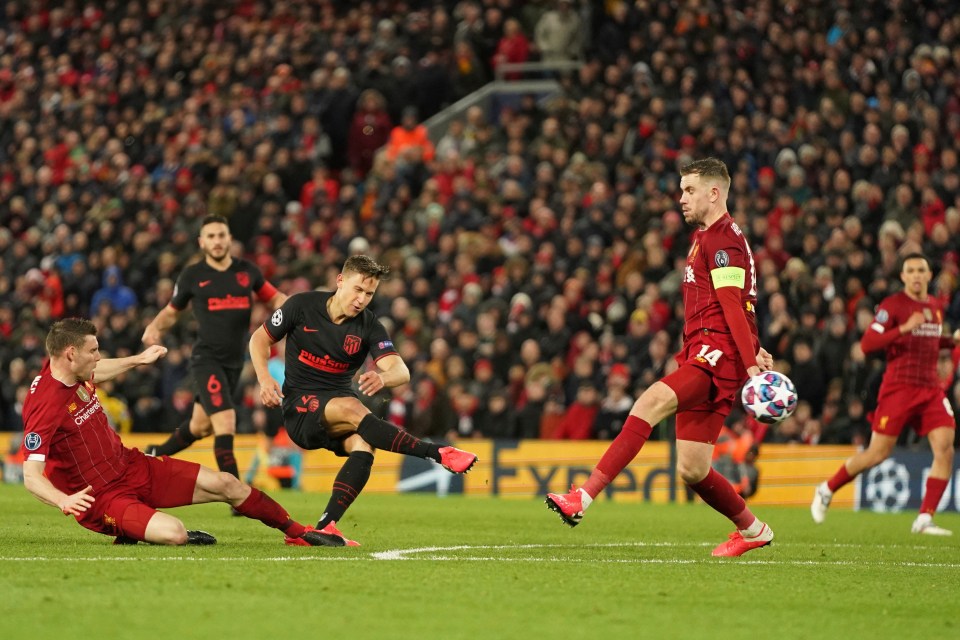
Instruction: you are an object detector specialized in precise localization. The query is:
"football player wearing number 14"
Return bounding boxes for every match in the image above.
[811,253,959,536]
[546,158,777,557]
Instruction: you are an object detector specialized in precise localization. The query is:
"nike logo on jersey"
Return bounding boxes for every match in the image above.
[304,327,319,333]
[199,280,212,287]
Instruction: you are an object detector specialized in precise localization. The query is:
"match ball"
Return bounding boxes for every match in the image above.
[741,371,798,424]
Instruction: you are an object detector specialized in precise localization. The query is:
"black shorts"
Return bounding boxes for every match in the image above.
[191,362,244,416]
[261,406,283,438]
[281,389,359,456]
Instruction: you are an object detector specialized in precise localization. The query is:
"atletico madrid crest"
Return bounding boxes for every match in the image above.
[236,271,250,287]
[344,335,362,355]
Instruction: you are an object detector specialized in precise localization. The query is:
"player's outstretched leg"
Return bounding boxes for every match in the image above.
[544,416,653,527]
[545,486,591,527]
[356,414,477,473]
[810,481,833,524]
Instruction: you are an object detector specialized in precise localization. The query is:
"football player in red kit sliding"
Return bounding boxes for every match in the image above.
[22,317,339,547]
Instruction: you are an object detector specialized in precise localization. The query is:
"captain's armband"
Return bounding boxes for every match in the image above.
[711,266,745,288]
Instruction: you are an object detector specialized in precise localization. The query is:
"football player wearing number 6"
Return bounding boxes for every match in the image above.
[811,253,959,535]
[546,158,777,557]
[142,215,287,485]
[249,255,478,546]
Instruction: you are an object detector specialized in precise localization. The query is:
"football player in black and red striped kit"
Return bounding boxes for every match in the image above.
[250,255,478,546]
[142,215,286,485]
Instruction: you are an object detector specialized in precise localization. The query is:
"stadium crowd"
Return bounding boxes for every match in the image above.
[2,0,960,452]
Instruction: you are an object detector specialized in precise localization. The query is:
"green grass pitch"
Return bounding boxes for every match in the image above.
[1,483,956,640]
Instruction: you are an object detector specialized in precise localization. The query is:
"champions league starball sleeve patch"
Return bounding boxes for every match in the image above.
[271,309,283,326]
[875,309,889,323]
[714,250,730,268]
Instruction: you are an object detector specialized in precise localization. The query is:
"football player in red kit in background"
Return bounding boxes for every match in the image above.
[812,253,959,535]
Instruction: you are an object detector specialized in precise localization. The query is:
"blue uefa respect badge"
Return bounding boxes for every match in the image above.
[24,432,42,451]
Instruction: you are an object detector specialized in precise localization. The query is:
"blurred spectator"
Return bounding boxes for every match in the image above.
[492,18,531,79]
[535,0,583,62]
[553,381,600,439]
[385,107,436,164]
[594,364,634,439]
[89,266,138,315]
[347,90,393,179]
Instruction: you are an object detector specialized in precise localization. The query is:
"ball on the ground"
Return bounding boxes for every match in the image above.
[741,371,798,423]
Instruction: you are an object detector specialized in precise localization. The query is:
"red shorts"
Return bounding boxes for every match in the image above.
[872,384,957,438]
[76,452,200,540]
[664,334,749,444]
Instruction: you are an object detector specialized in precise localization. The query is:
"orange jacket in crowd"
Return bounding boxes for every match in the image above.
[385,124,436,163]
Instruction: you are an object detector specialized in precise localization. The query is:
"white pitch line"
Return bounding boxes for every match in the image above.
[0,556,360,562]
[3,541,958,566]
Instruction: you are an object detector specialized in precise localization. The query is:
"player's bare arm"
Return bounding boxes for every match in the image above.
[23,460,95,516]
[92,345,168,383]
[249,326,283,407]
[142,304,181,345]
[267,291,288,310]
[358,354,410,396]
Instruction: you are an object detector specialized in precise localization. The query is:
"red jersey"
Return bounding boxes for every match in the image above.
[20,363,133,494]
[682,214,759,343]
[861,292,952,388]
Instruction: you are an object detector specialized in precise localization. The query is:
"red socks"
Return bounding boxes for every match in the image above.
[826,465,853,493]
[582,416,653,498]
[689,468,754,529]
[235,487,306,537]
[920,476,949,515]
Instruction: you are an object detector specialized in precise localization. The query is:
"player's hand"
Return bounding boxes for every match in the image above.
[746,366,761,377]
[756,347,774,371]
[258,377,284,407]
[901,311,925,334]
[142,325,161,346]
[59,486,95,516]
[358,371,385,396]
[953,329,960,344]
[138,345,168,364]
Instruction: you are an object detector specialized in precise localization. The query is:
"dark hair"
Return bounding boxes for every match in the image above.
[343,254,390,280]
[46,318,97,356]
[900,252,930,272]
[200,214,230,231]
[679,157,731,189]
